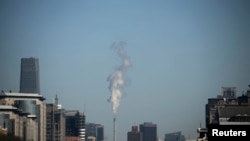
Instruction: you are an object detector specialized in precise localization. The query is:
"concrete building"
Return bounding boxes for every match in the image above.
[139,122,157,141]
[164,131,185,141]
[0,91,46,141]
[86,123,104,141]
[0,104,38,141]
[46,95,65,141]
[127,125,142,141]
[200,86,250,140]
[65,110,86,141]
[206,86,250,127]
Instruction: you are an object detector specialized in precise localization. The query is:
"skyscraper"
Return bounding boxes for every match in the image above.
[20,57,40,94]
[139,122,157,141]
[18,57,46,141]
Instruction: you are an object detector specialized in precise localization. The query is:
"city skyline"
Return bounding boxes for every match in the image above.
[1,1,250,141]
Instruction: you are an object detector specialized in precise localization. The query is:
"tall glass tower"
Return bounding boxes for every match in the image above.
[20,57,40,94]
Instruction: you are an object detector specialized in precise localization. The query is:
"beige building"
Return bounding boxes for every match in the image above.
[0,105,38,141]
[0,91,46,141]
[46,96,65,141]
[65,136,81,141]
[87,136,96,141]
[0,126,7,135]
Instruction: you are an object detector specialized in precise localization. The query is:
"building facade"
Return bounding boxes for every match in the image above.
[64,110,86,141]
[20,57,40,94]
[86,123,104,141]
[201,86,250,140]
[206,86,250,127]
[127,125,142,141]
[46,102,65,141]
[139,122,157,141]
[0,92,46,141]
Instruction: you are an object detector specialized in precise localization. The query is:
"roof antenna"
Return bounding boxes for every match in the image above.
[55,94,58,105]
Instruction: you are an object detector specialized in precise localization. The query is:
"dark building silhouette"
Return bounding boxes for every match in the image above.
[20,57,40,94]
[206,86,250,127]
[200,86,250,140]
[127,125,142,141]
[64,110,86,140]
[140,122,157,141]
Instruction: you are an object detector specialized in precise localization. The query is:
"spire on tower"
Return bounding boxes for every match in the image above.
[55,94,58,105]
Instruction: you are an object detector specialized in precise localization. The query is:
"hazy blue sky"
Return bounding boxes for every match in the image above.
[0,0,250,140]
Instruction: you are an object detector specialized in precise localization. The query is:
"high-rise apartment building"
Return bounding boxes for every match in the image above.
[139,122,157,141]
[127,125,142,141]
[20,57,40,94]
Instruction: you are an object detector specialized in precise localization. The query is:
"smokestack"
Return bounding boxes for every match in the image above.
[107,41,132,115]
[107,41,132,141]
[113,117,116,141]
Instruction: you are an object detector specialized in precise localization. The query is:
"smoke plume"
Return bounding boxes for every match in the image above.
[107,41,132,115]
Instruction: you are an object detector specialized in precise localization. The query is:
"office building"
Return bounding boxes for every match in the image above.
[0,91,46,141]
[46,95,65,141]
[17,57,46,141]
[20,57,40,94]
[139,122,157,141]
[86,123,104,141]
[200,86,250,140]
[206,86,250,127]
[64,110,86,141]
[127,125,142,141]
[0,105,38,141]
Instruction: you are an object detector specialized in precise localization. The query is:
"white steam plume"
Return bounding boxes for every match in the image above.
[107,41,132,115]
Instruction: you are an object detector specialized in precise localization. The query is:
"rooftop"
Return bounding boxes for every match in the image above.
[218,107,250,117]
[0,91,45,101]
